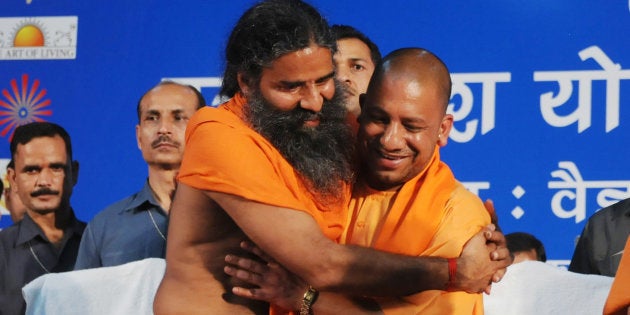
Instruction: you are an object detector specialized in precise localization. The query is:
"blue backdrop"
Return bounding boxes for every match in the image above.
[2,0,629,266]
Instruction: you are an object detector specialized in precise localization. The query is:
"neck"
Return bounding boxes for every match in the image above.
[147,166,179,213]
[366,180,402,192]
[27,206,72,245]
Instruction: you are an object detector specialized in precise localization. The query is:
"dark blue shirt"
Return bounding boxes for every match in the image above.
[569,197,630,276]
[0,211,85,315]
[74,181,168,269]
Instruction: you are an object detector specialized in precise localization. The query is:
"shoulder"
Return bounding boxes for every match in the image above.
[88,192,143,226]
[0,223,20,247]
[589,198,630,223]
[444,181,491,222]
[449,182,486,208]
[188,106,245,135]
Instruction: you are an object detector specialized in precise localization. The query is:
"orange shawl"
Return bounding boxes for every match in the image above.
[347,147,458,255]
[178,93,349,241]
[604,236,630,315]
[346,147,487,315]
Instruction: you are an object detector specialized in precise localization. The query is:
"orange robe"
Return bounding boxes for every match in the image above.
[603,236,630,315]
[343,148,490,315]
[178,93,349,241]
[177,94,350,315]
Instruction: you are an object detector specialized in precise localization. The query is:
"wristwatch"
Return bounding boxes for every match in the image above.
[300,285,319,315]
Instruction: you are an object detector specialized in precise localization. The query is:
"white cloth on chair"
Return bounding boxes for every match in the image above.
[484,260,614,315]
[22,258,166,315]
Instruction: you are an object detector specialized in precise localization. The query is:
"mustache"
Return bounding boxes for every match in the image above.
[151,135,180,149]
[293,109,322,126]
[31,188,60,197]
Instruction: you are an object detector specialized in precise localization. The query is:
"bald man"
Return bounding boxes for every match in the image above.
[75,81,205,269]
[227,47,498,314]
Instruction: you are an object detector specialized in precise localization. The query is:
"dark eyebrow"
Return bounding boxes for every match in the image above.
[145,109,160,117]
[315,71,335,83]
[349,57,369,63]
[279,71,336,87]
[50,162,68,169]
[22,165,41,172]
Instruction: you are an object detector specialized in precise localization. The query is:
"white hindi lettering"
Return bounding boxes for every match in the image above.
[534,45,629,133]
[462,181,490,196]
[448,72,511,143]
[548,161,630,223]
[161,77,224,105]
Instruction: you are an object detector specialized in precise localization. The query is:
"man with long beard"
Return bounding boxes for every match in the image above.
[153,1,510,314]
[225,48,506,314]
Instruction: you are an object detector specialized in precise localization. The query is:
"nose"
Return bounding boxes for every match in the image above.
[379,123,405,151]
[299,84,324,113]
[158,119,173,135]
[36,168,54,187]
[337,66,351,86]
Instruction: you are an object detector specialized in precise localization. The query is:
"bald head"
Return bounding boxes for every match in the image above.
[358,47,455,190]
[368,48,452,113]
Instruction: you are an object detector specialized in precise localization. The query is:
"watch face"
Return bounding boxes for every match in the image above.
[303,286,318,303]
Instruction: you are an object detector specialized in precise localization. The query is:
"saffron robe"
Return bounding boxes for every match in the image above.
[343,148,490,315]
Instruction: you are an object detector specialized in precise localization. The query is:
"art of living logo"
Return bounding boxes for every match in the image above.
[0,16,78,60]
[0,74,52,141]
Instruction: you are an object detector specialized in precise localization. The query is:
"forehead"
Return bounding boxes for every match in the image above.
[366,74,443,117]
[262,45,334,81]
[140,84,198,114]
[15,135,68,163]
[335,38,372,61]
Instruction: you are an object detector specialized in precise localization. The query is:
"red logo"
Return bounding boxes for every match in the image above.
[0,74,52,141]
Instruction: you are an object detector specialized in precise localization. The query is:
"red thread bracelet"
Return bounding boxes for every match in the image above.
[447,258,457,291]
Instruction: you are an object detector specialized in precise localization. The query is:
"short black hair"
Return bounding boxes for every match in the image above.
[220,0,336,98]
[136,81,206,122]
[10,122,73,163]
[331,24,381,66]
[506,232,547,262]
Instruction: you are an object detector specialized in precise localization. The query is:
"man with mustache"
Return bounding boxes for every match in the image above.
[75,81,205,269]
[0,122,85,315]
[154,1,510,315]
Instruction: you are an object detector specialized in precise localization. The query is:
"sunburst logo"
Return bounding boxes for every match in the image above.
[13,20,46,47]
[0,16,77,60]
[0,74,52,141]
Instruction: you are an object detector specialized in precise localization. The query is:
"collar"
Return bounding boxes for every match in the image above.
[15,209,84,246]
[221,92,247,120]
[123,180,162,214]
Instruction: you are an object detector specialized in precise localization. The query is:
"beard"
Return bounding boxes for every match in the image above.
[245,82,356,201]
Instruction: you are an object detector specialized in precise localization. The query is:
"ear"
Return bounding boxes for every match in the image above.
[135,124,142,151]
[437,114,453,147]
[7,167,16,193]
[237,72,251,96]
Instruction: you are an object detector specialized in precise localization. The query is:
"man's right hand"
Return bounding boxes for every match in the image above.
[455,225,512,294]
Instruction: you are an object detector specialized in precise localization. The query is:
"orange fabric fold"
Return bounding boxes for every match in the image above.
[178,93,349,241]
[371,148,457,255]
[604,236,630,315]
[344,147,488,315]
